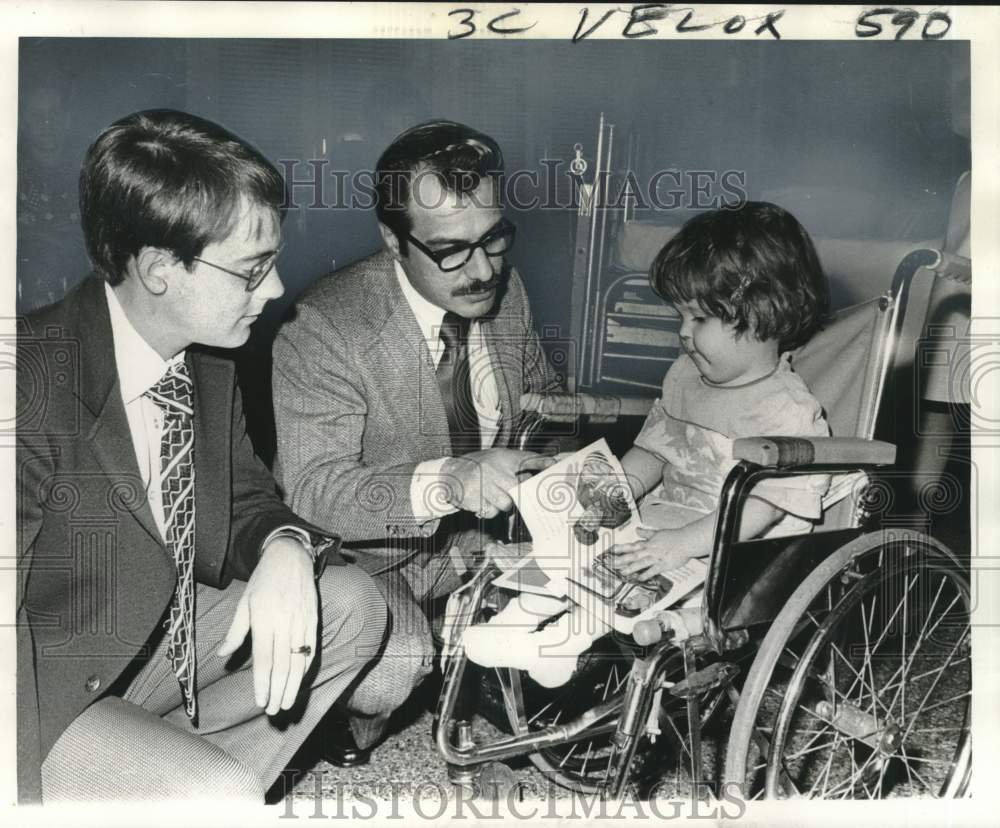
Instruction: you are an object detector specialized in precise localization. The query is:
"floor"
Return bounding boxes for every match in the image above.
[271,675,586,805]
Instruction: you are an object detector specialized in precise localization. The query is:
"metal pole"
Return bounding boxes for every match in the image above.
[579,113,605,388]
[589,121,614,386]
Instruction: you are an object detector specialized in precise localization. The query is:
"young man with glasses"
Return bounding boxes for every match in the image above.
[16,109,388,802]
[272,120,560,764]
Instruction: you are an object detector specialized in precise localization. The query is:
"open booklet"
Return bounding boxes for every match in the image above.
[494,439,707,635]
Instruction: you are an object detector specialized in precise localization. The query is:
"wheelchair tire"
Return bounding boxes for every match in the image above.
[723,530,970,799]
[503,634,640,794]
[502,636,732,796]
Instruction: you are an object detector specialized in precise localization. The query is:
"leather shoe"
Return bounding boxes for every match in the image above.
[321,715,371,768]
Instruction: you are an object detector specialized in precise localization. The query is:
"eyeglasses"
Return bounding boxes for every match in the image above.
[193,245,284,292]
[405,218,516,273]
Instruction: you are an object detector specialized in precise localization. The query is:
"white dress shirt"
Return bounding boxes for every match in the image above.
[394,260,501,520]
[105,282,182,542]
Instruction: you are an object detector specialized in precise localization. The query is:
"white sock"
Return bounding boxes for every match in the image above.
[524,610,612,688]
[462,593,569,670]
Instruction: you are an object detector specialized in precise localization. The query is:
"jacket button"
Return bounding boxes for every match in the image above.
[84,674,101,693]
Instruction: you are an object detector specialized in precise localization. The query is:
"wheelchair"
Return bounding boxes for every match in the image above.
[434,248,972,800]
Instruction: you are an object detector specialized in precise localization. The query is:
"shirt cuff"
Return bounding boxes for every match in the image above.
[411,457,461,521]
[262,525,338,579]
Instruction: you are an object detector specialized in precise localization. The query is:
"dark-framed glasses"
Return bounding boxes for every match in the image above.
[405,218,515,273]
[193,244,284,292]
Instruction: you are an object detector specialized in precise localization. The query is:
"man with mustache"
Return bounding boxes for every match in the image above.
[272,120,559,764]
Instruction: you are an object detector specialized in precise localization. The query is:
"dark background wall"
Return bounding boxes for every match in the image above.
[17,38,969,456]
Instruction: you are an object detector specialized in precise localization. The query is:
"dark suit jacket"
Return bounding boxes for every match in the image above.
[15,277,341,801]
[272,251,559,576]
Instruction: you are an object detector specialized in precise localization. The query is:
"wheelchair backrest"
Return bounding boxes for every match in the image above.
[785,296,895,531]
[790,296,893,443]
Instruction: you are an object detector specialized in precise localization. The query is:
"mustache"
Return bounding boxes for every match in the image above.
[453,276,501,297]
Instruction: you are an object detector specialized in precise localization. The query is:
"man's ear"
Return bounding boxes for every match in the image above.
[377,222,402,260]
[133,247,178,296]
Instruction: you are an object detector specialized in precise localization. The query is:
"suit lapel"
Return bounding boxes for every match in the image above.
[189,352,232,581]
[365,260,453,457]
[86,386,163,544]
[72,280,163,546]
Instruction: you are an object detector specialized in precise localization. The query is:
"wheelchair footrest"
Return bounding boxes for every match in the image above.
[666,662,739,698]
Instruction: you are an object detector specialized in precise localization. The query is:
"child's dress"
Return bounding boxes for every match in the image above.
[634,351,830,537]
[463,352,830,687]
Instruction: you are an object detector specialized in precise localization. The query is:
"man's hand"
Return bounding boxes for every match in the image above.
[216,536,318,716]
[441,448,554,519]
[612,527,697,582]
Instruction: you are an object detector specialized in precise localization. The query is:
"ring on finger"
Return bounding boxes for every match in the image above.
[290,644,312,656]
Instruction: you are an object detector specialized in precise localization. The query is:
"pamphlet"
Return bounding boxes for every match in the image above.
[494,439,707,634]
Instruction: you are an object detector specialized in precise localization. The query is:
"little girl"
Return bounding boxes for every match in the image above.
[464,202,832,686]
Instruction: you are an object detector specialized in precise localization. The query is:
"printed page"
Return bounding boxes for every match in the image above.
[498,439,707,633]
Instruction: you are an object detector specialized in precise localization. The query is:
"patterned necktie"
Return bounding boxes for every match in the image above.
[436,312,480,456]
[145,361,198,722]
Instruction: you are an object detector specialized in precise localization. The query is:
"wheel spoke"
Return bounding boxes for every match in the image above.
[903,689,971,723]
[901,743,915,789]
[898,746,935,792]
[899,621,970,744]
[664,711,692,760]
[901,569,909,723]
[601,665,617,703]
[881,576,956,718]
[810,731,839,797]
[900,754,957,767]
[827,746,880,799]
[874,753,889,798]
[527,698,555,726]
[786,736,840,762]
[863,572,918,662]
[558,742,580,768]
[825,745,860,799]
[826,637,893,720]
[581,739,595,778]
[860,597,880,727]
[905,725,967,734]
[877,649,971,703]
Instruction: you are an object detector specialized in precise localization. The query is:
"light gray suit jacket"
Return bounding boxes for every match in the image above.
[272,251,558,576]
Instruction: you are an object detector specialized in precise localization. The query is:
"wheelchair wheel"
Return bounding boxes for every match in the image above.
[500,636,730,795]
[490,633,637,793]
[724,531,971,799]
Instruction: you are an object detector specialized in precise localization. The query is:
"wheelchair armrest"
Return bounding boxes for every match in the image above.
[519,392,652,424]
[732,436,896,469]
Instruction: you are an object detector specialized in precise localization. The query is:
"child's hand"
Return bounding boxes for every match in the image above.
[612,527,695,581]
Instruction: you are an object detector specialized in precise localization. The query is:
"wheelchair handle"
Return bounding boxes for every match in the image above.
[519,391,652,423]
[895,248,970,291]
[931,249,971,286]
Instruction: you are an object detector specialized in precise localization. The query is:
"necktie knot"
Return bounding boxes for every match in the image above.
[146,361,194,414]
[439,312,470,350]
